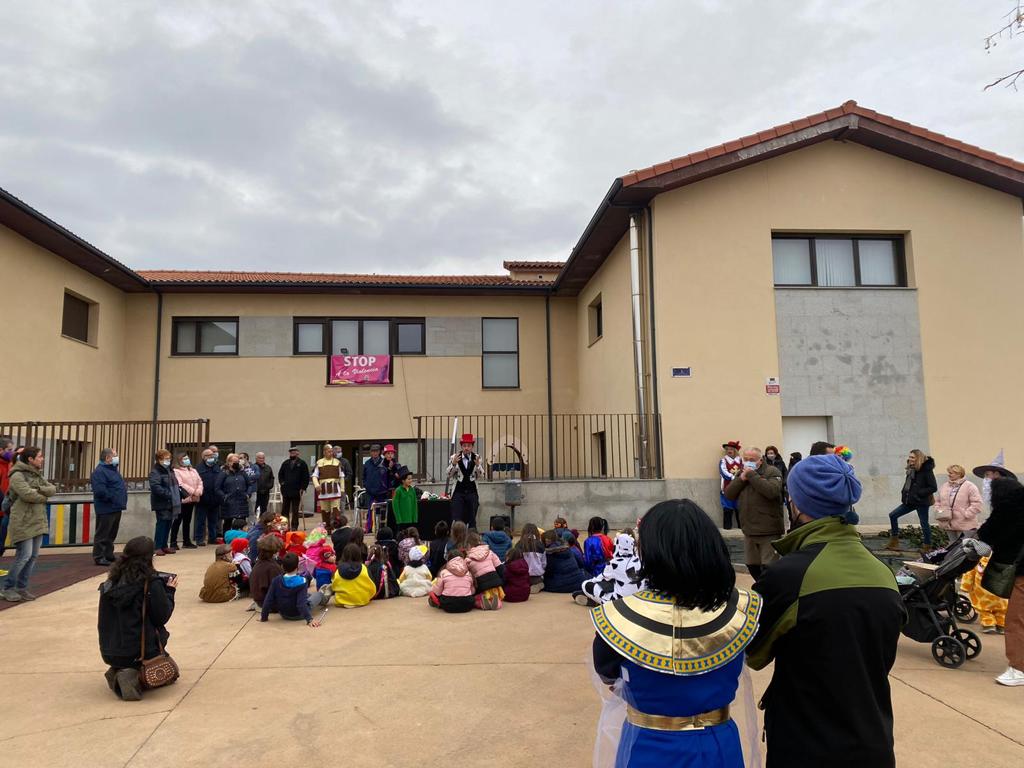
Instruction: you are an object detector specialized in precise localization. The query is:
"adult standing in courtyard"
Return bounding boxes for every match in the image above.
[98,536,177,701]
[91,448,128,566]
[719,441,743,530]
[886,449,937,552]
[195,448,222,546]
[362,444,389,529]
[216,453,250,536]
[172,452,202,550]
[149,450,181,556]
[1,447,56,602]
[254,452,275,517]
[724,446,784,580]
[239,452,259,521]
[313,443,344,526]
[0,436,14,559]
[448,434,485,530]
[976,461,1024,687]
[935,463,982,547]
[747,454,904,767]
[278,447,310,530]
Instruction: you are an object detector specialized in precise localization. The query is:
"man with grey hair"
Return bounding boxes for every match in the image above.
[724,446,785,579]
[90,448,127,566]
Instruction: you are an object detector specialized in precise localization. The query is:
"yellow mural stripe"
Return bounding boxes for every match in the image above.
[54,504,65,545]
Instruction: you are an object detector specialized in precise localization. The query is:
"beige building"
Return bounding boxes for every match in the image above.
[3,100,1024,526]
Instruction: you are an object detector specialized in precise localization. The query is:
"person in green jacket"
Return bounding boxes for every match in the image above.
[746,454,905,768]
[391,469,418,528]
[2,447,57,602]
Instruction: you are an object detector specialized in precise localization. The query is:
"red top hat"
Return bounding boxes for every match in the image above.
[722,440,742,450]
[382,444,396,453]
[460,433,476,445]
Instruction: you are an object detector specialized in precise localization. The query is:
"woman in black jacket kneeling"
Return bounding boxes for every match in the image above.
[98,536,177,700]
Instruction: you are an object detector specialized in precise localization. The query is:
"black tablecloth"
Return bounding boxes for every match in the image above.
[386,499,452,540]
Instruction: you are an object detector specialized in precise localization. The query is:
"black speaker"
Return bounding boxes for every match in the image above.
[489,514,511,531]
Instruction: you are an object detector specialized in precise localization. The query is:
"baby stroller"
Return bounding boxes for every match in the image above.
[896,538,990,668]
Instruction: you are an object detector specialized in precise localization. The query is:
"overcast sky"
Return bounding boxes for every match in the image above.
[2,1,1023,275]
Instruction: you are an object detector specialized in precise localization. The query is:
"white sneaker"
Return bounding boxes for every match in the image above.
[995,667,1024,687]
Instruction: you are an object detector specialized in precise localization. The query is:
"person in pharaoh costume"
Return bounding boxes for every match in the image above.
[312,443,344,527]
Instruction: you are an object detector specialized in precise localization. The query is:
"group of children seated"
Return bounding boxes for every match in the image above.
[197,509,646,626]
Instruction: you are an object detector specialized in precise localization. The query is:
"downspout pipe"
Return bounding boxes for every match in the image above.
[150,289,163,457]
[628,213,650,478]
[646,205,664,478]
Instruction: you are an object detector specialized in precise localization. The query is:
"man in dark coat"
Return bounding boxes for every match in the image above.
[91,448,128,566]
[277,447,310,530]
[747,454,905,768]
[254,452,275,517]
[195,448,223,546]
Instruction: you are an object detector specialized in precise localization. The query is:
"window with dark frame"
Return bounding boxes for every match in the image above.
[482,317,519,389]
[292,318,425,356]
[171,318,239,355]
[61,292,92,343]
[588,294,603,345]
[771,235,905,287]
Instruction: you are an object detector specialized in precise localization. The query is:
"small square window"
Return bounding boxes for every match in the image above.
[172,318,238,355]
[772,240,812,285]
[396,322,424,354]
[295,322,325,354]
[858,241,899,286]
[61,292,93,344]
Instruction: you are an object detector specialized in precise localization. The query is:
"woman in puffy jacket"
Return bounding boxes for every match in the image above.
[171,453,203,550]
[886,449,938,552]
[215,454,250,537]
[98,536,177,701]
[935,464,983,546]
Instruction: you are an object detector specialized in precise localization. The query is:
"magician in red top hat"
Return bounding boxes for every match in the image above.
[447,433,485,529]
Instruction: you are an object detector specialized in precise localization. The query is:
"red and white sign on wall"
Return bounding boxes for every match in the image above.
[765,376,781,395]
[329,355,391,385]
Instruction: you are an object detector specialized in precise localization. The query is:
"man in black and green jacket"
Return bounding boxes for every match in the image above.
[747,454,906,768]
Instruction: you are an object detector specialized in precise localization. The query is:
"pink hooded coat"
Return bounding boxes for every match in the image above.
[936,478,983,532]
[431,556,475,598]
[465,544,502,581]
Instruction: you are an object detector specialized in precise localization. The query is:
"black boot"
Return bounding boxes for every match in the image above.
[747,564,763,581]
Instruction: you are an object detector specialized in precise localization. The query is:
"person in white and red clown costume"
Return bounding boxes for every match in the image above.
[447,434,485,530]
[720,441,743,530]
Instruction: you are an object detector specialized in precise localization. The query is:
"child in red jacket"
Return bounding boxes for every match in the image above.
[502,547,531,603]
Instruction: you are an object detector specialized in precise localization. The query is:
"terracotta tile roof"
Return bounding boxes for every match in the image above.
[138,270,552,287]
[502,260,565,270]
[620,100,1024,186]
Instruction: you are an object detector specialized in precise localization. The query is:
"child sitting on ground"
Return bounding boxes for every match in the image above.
[398,526,422,565]
[223,518,248,545]
[465,531,505,610]
[230,537,252,595]
[552,516,574,545]
[374,527,404,577]
[429,550,476,613]
[248,534,284,611]
[427,521,449,577]
[542,529,586,594]
[284,530,307,558]
[398,545,433,598]
[331,514,354,553]
[446,520,470,557]
[574,529,644,607]
[582,516,614,578]
[199,545,240,603]
[518,523,547,594]
[502,546,531,602]
[348,528,369,561]
[366,543,401,599]
[260,552,320,627]
[331,543,376,608]
[313,546,338,590]
[482,519,513,561]
[247,510,276,560]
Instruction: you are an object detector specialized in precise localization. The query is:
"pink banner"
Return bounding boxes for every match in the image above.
[329,354,391,385]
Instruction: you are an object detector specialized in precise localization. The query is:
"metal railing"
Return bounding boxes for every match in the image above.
[0,419,211,492]
[414,413,661,482]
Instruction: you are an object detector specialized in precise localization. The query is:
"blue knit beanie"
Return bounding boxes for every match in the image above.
[787,454,862,522]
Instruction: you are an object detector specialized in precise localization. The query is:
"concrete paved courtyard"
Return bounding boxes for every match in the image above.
[2,548,1023,767]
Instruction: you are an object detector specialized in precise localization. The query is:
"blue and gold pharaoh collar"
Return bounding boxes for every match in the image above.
[591,588,761,676]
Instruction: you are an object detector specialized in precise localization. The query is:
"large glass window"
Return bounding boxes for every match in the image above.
[772,236,904,287]
[172,318,238,355]
[482,318,519,388]
[294,318,426,356]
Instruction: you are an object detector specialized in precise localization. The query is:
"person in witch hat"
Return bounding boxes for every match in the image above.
[719,441,743,530]
[447,434,485,530]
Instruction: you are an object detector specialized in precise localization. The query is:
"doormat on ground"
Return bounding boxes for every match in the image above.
[0,552,103,611]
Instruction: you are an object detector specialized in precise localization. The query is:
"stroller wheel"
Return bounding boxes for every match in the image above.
[931,636,966,669]
[953,595,977,623]
[952,629,982,660]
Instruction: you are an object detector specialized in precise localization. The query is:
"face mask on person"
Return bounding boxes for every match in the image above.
[111,456,120,466]
[1,450,12,461]
[205,457,216,466]
[743,460,758,471]
[182,458,191,467]
[161,460,171,468]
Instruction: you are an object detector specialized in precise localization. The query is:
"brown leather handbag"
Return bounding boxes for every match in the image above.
[138,579,180,690]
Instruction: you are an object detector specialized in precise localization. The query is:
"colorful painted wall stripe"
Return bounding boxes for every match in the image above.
[41,501,95,547]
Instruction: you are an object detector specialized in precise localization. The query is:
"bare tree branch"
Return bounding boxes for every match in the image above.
[984,3,1024,90]
[985,67,1024,90]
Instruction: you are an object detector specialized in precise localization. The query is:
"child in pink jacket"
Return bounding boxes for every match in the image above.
[465,532,505,610]
[429,552,475,613]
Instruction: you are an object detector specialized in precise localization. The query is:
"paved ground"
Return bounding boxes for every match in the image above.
[2,548,1023,767]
